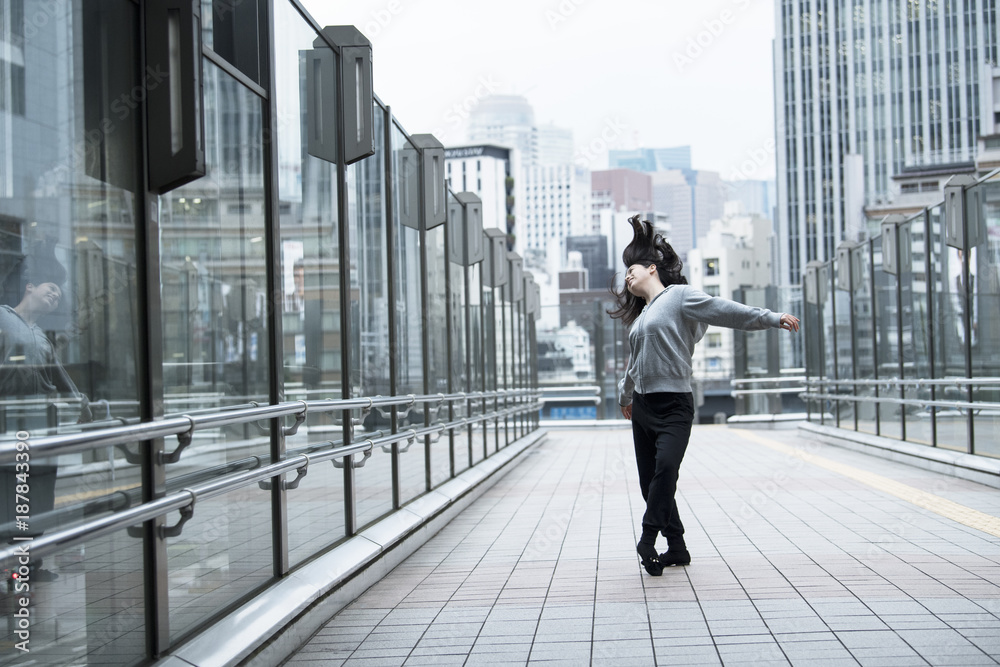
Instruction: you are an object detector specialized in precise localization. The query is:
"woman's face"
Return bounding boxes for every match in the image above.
[624,263,655,295]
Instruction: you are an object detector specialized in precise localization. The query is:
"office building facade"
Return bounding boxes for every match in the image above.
[775,0,1000,285]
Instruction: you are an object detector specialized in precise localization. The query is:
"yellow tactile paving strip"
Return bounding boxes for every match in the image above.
[736,429,1000,540]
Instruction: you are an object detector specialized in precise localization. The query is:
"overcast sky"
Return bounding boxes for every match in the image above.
[301,0,777,181]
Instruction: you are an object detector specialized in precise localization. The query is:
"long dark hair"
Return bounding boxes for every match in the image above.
[607,214,686,327]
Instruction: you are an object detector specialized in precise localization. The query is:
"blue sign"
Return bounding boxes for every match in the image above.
[549,406,597,420]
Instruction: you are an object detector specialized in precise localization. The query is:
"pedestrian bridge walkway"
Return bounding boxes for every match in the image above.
[285,426,1000,667]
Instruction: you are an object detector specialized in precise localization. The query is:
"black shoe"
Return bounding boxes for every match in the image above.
[637,542,664,576]
[658,548,691,567]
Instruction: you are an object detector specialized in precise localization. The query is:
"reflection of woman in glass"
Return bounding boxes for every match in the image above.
[0,250,90,581]
[0,253,90,422]
[609,215,799,576]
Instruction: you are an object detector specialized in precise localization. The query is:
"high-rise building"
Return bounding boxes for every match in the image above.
[467,95,537,166]
[609,147,692,172]
[725,179,776,220]
[590,169,653,231]
[467,96,585,259]
[775,0,1000,286]
[444,144,514,235]
[649,169,725,262]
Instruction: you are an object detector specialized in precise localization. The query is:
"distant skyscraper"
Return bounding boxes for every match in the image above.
[591,169,652,214]
[726,179,775,220]
[468,95,538,166]
[775,0,1000,286]
[467,96,583,259]
[650,169,724,262]
[609,147,692,172]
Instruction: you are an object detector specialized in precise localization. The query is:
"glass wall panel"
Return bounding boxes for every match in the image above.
[483,284,498,450]
[447,193,468,473]
[201,0,264,86]
[425,225,450,487]
[0,529,144,666]
[390,125,425,504]
[159,60,270,475]
[168,485,272,642]
[348,104,391,529]
[467,263,483,465]
[871,238,897,437]
[930,213,969,452]
[272,0,345,564]
[904,213,934,445]
[832,269,853,428]
[0,0,144,597]
[970,179,1000,458]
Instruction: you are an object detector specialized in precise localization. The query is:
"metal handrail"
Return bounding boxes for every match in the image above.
[0,389,538,464]
[0,398,543,565]
[806,377,1000,388]
[732,387,805,397]
[731,376,808,387]
[800,391,1000,412]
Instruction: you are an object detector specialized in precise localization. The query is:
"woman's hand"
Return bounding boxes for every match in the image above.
[621,404,632,420]
[779,313,800,332]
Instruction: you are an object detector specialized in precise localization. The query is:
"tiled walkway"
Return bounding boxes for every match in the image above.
[284,426,1000,666]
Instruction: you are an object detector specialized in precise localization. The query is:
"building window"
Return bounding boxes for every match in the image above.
[704,284,720,297]
[707,333,722,348]
[704,259,719,276]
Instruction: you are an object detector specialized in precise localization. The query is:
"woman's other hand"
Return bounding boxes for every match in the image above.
[621,404,632,420]
[779,313,800,332]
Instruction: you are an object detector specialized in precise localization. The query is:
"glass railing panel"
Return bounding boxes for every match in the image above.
[352,418,393,531]
[832,281,853,429]
[167,484,272,642]
[871,236,899,438]
[273,0,346,563]
[467,263,484,466]
[348,105,392,528]
[425,226,451,488]
[390,125,426,505]
[0,529,145,666]
[447,192,469,474]
[929,205,969,452]
[348,103,389,401]
[902,211,934,444]
[969,178,1000,458]
[286,444,346,567]
[160,60,270,471]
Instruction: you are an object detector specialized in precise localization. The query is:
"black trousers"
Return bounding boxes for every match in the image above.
[631,391,694,547]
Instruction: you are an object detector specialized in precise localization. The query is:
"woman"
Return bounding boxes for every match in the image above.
[609,215,799,576]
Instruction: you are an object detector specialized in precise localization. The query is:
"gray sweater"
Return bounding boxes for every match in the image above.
[618,285,782,405]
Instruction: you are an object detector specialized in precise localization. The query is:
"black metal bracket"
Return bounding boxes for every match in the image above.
[128,490,196,539]
[116,443,143,464]
[258,460,309,491]
[332,444,372,469]
[159,417,195,464]
[380,429,417,453]
[284,402,308,436]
